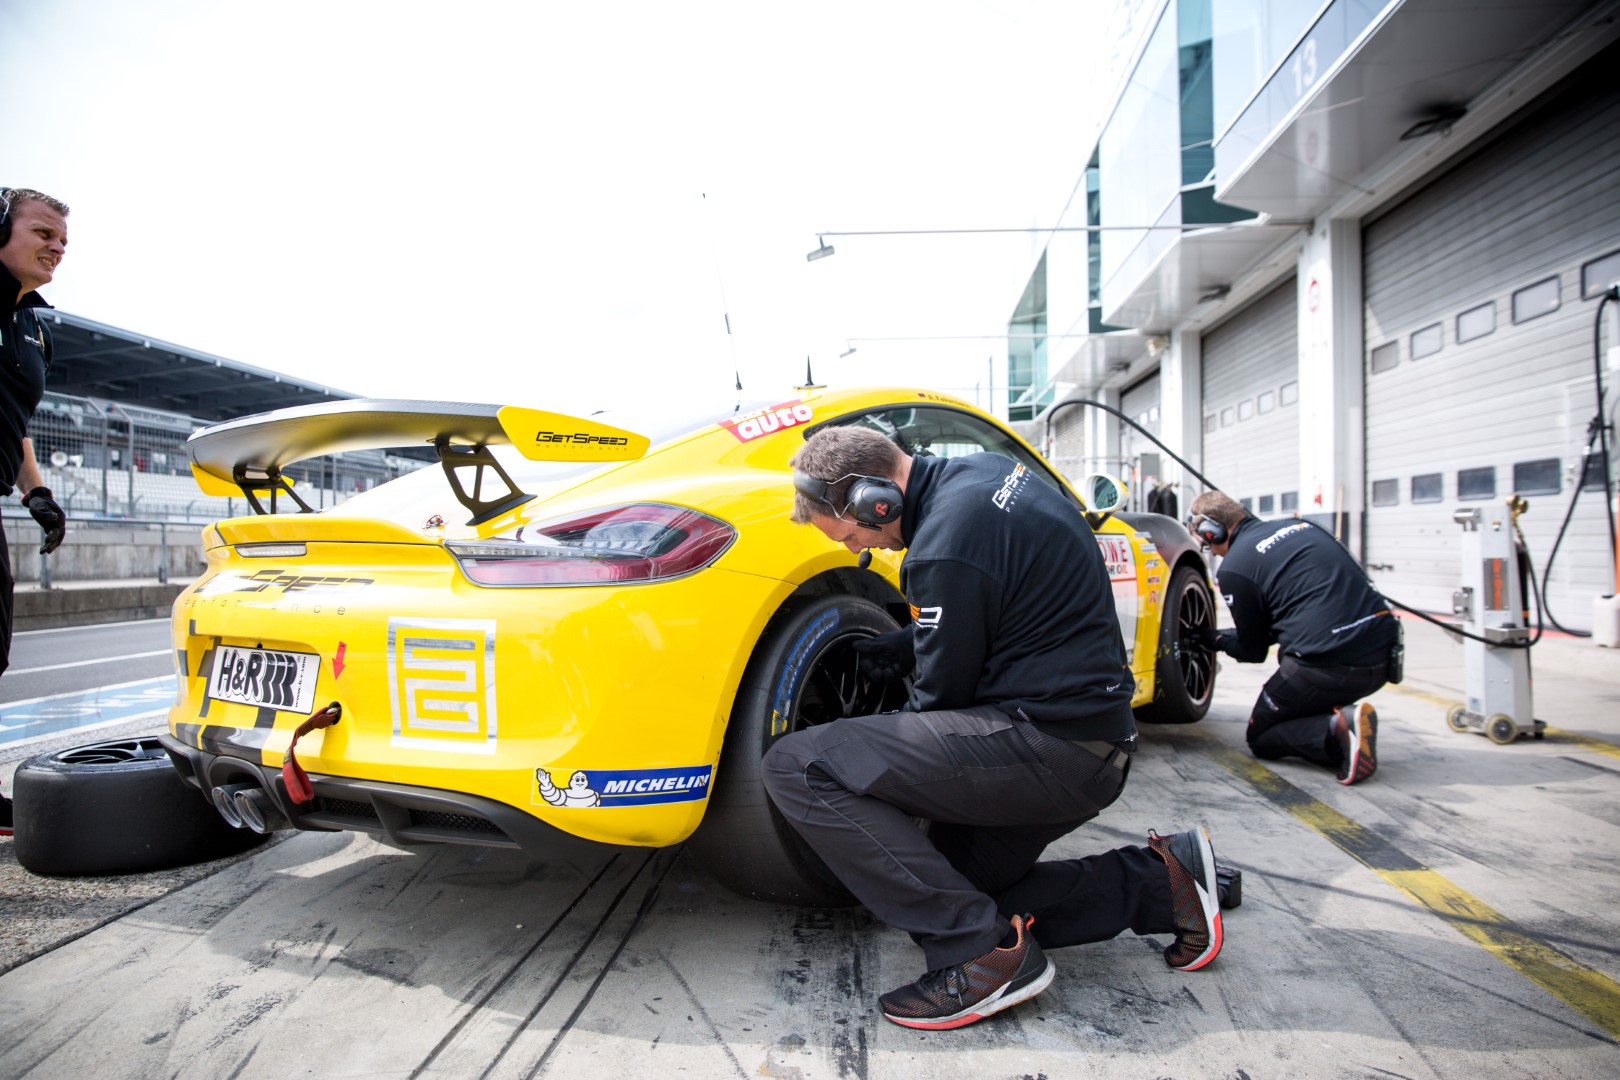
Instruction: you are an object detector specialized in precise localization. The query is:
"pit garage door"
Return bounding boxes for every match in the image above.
[1201,275,1300,517]
[1120,372,1161,510]
[1362,52,1620,626]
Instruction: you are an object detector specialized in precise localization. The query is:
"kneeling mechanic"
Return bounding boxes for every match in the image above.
[763,426,1225,1031]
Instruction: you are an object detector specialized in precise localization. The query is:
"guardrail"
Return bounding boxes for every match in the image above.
[1,510,213,590]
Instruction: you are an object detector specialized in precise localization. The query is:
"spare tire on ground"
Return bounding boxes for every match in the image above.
[12,736,268,876]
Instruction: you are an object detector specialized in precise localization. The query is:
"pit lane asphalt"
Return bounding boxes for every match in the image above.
[2,614,1618,1079]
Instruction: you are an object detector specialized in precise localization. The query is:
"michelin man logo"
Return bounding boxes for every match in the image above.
[536,768,602,807]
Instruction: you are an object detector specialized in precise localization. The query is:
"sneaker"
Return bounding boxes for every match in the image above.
[1148,825,1223,971]
[1336,702,1378,786]
[0,793,12,837]
[878,914,1054,1030]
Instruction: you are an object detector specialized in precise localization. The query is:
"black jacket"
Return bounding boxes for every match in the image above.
[2,262,52,495]
[1213,517,1398,666]
[898,452,1136,741]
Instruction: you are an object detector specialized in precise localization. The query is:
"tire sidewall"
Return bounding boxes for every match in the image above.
[691,593,899,905]
[1137,563,1216,724]
[13,737,267,876]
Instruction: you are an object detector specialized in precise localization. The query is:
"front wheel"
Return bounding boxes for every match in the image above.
[1135,563,1217,725]
[688,594,906,906]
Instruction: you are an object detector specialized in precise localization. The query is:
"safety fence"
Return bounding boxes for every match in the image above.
[25,391,426,521]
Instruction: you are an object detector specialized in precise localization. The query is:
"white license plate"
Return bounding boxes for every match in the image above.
[209,646,321,713]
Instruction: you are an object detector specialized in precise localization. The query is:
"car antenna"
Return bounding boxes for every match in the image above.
[797,355,826,391]
[700,192,746,403]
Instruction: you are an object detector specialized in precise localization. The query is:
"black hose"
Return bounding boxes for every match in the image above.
[1537,293,1617,637]
[1044,395,1539,649]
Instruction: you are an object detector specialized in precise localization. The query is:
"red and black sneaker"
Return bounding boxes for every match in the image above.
[1148,825,1224,971]
[878,913,1054,1030]
[1334,702,1379,785]
[0,793,13,837]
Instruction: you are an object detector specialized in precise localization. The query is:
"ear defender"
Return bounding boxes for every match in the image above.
[0,188,12,248]
[793,470,903,526]
[1190,513,1228,546]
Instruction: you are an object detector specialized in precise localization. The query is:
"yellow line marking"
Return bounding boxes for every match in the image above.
[1383,682,1620,759]
[1198,738,1620,1037]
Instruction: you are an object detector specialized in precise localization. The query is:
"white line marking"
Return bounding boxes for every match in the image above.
[0,674,175,711]
[0,709,171,751]
[15,616,169,636]
[6,649,172,676]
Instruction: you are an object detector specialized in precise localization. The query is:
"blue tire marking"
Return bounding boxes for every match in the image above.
[770,608,841,736]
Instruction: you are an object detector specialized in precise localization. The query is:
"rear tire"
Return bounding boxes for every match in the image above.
[12,736,268,877]
[689,594,906,906]
[1135,563,1217,725]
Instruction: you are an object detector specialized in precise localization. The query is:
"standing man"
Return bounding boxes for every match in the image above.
[1187,491,1397,785]
[763,426,1223,1031]
[1,187,71,833]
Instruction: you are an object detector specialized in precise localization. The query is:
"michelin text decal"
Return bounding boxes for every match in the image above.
[533,765,714,808]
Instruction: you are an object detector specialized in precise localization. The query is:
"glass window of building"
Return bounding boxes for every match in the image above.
[1369,341,1398,373]
[1257,493,1275,513]
[1279,380,1298,406]
[1099,4,1181,297]
[1456,302,1496,344]
[1007,252,1047,422]
[1511,276,1561,324]
[1512,459,1560,496]
[1280,490,1298,512]
[1582,249,1620,299]
[1410,323,1443,360]
[1257,389,1276,413]
[1458,466,1496,499]
[1370,479,1398,507]
[1411,473,1443,503]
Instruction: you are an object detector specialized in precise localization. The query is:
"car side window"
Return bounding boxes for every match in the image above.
[837,406,1080,507]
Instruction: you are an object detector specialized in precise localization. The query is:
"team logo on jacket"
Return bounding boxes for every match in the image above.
[992,464,1030,510]
[909,604,943,629]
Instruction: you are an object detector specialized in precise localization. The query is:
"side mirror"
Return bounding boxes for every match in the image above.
[1078,472,1127,530]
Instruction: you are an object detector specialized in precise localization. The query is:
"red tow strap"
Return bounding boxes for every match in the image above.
[283,702,342,805]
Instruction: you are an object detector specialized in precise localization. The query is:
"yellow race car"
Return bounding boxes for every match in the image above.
[159,386,1216,904]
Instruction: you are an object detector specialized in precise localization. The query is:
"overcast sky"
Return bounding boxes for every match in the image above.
[3,0,1123,417]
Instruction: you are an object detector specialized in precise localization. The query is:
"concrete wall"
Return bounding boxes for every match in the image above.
[2,515,207,585]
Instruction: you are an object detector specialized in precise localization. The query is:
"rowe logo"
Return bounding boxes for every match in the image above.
[721,400,814,442]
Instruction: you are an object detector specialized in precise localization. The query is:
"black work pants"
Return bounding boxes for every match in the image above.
[761,705,1173,972]
[0,523,12,678]
[1247,652,1388,768]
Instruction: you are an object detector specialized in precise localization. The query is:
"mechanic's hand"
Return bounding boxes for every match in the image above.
[853,628,915,683]
[1189,626,1222,652]
[23,486,65,555]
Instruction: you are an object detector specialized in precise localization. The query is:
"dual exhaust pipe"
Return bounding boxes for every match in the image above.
[211,782,292,834]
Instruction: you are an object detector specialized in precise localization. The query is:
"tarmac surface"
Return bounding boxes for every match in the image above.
[2,606,1619,1078]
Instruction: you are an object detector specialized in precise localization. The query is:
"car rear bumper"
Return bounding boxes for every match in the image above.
[158,734,644,862]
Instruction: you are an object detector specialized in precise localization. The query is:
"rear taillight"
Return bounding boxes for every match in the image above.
[447,503,735,587]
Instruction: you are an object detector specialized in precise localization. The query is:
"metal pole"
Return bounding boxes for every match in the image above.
[158,521,169,585]
[100,419,109,516]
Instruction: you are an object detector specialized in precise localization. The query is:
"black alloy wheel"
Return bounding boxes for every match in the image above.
[1135,563,1217,724]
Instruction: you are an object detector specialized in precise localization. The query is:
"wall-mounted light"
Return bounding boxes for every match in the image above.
[839,343,857,358]
[806,237,836,262]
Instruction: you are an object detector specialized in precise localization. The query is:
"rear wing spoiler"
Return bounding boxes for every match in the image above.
[187,399,649,524]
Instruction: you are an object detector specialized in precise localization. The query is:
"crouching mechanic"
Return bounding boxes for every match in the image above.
[1187,491,1399,785]
[762,426,1224,1031]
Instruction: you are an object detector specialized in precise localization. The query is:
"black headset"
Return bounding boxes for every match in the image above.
[1189,513,1229,547]
[793,469,903,528]
[0,187,12,248]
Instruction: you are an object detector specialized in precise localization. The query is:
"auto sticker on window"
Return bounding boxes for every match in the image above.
[387,616,498,754]
[533,765,713,808]
[720,400,814,442]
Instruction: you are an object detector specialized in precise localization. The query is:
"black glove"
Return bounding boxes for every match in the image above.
[23,486,65,555]
[1190,626,1222,652]
[853,628,915,683]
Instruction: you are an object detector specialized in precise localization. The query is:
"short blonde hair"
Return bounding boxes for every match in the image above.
[2,188,70,222]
